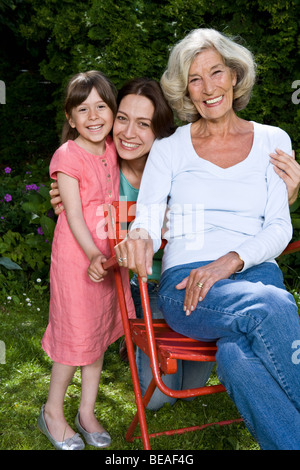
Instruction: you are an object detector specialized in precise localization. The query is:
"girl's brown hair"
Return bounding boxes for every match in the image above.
[61,70,117,144]
[117,78,176,139]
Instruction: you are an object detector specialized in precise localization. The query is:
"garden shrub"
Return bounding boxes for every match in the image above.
[0,162,55,296]
[0,0,299,299]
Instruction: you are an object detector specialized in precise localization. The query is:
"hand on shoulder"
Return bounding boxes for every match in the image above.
[270,149,300,205]
[49,181,64,215]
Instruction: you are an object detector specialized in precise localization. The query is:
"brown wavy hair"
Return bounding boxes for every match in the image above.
[117,77,176,139]
[61,70,117,144]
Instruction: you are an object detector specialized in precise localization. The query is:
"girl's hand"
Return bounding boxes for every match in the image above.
[270,149,300,205]
[176,252,243,315]
[56,172,108,282]
[88,252,108,282]
[49,181,64,215]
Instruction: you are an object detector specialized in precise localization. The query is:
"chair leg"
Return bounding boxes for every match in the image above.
[126,375,243,445]
[125,377,157,445]
[122,333,152,449]
[107,261,152,449]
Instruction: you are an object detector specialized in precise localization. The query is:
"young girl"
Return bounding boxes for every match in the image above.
[38,71,135,450]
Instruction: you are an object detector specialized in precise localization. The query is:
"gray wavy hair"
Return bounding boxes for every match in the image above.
[160,28,257,122]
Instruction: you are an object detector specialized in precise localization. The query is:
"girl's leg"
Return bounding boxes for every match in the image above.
[79,355,105,433]
[44,362,77,441]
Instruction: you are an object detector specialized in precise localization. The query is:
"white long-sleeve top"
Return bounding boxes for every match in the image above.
[131,121,293,274]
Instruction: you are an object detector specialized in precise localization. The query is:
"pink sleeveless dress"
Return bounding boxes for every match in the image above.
[42,137,135,365]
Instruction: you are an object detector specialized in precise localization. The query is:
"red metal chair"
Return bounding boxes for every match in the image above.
[102,201,300,450]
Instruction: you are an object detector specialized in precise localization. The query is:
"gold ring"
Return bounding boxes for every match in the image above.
[196,282,203,289]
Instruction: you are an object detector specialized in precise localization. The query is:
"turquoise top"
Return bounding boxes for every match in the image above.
[119,170,162,280]
[119,170,139,202]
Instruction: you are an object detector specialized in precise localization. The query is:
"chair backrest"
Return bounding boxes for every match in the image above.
[104,200,167,253]
[109,200,137,243]
[280,240,300,256]
[101,201,136,270]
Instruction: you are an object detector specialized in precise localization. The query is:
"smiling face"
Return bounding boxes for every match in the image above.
[113,94,155,163]
[187,48,237,122]
[68,87,114,155]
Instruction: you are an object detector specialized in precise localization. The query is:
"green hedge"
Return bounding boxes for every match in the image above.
[1,0,299,162]
[0,0,299,294]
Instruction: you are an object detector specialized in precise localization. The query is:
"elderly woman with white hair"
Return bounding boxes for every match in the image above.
[115,28,300,450]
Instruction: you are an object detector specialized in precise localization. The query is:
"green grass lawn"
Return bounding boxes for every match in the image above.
[0,290,261,451]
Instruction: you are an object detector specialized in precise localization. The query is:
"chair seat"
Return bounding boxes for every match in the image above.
[130,319,217,375]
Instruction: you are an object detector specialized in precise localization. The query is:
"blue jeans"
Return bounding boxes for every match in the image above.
[158,261,300,450]
[130,274,214,411]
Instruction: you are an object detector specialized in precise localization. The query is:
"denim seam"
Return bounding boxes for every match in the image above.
[255,323,292,403]
[158,294,261,332]
[224,388,262,446]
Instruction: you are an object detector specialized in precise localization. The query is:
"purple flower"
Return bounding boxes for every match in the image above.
[4,194,12,202]
[4,167,11,174]
[26,184,39,192]
[37,227,44,235]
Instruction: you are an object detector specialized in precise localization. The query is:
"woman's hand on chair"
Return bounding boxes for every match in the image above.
[115,228,153,282]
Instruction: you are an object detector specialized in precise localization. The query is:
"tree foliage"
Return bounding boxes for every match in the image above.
[0,0,299,165]
[0,0,299,284]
